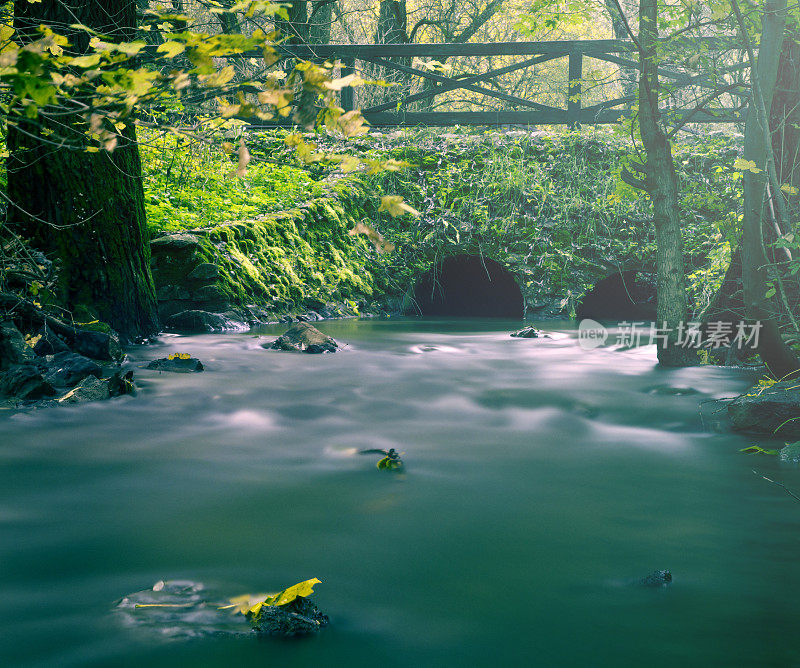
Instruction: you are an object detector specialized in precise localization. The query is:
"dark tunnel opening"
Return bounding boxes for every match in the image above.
[411,255,524,318]
[576,271,657,322]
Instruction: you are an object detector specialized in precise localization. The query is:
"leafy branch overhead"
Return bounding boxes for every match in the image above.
[0,3,415,213]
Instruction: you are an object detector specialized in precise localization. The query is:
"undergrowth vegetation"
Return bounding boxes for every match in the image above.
[140,130,324,232]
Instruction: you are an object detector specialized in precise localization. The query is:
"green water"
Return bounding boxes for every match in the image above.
[2,319,798,667]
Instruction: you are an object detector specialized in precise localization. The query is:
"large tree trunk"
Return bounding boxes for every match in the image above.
[771,21,800,227]
[6,0,159,341]
[637,0,694,366]
[735,0,800,378]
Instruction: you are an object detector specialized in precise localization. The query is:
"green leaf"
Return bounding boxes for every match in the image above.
[740,446,780,456]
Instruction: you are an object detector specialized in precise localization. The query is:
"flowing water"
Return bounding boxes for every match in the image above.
[2,318,799,667]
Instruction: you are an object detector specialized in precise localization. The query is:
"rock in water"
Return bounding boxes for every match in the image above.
[249,597,329,638]
[265,323,338,353]
[164,310,242,333]
[510,326,542,338]
[146,356,205,373]
[57,371,134,405]
[729,382,800,438]
[638,570,672,587]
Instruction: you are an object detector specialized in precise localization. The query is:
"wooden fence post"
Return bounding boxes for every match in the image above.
[341,57,355,112]
[568,49,583,128]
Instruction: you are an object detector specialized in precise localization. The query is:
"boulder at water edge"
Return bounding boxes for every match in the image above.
[728,382,800,438]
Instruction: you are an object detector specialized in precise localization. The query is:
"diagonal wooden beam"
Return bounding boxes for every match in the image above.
[361,54,566,113]
[363,52,565,113]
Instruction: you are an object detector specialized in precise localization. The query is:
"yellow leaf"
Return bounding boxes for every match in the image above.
[349,222,395,253]
[236,137,250,178]
[168,352,192,360]
[324,73,365,91]
[378,195,420,218]
[781,183,799,196]
[157,41,186,58]
[221,579,321,616]
[219,593,271,615]
[733,157,763,174]
[70,53,101,68]
[268,578,321,607]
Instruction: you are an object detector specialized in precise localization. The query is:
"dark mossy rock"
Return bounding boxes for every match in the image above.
[638,570,672,587]
[264,323,338,353]
[33,324,71,356]
[249,597,329,638]
[70,330,124,362]
[728,382,800,438]
[150,232,202,252]
[165,310,242,333]
[147,356,204,373]
[510,326,544,339]
[57,371,134,405]
[0,321,35,369]
[187,263,220,281]
[41,352,102,387]
[0,363,56,399]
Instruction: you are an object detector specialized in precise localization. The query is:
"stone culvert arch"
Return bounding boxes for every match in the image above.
[407,254,525,318]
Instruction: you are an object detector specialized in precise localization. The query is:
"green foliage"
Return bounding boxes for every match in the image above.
[140,129,323,232]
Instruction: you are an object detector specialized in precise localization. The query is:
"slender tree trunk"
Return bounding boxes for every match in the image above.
[637,0,694,366]
[308,0,333,44]
[277,1,309,44]
[6,0,158,341]
[603,0,636,103]
[734,0,800,378]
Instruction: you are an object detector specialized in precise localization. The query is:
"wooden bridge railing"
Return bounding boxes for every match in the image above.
[230,38,750,128]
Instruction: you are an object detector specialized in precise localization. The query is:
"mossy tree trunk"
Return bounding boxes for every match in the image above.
[6,0,159,341]
[637,0,694,366]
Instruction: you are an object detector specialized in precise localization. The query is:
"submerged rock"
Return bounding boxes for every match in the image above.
[729,382,800,438]
[638,570,672,587]
[165,309,242,333]
[265,323,338,353]
[146,356,204,373]
[249,597,329,638]
[116,580,251,640]
[510,326,544,339]
[779,442,800,463]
